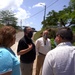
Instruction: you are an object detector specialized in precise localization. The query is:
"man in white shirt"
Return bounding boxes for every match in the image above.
[35,30,51,75]
[42,27,75,75]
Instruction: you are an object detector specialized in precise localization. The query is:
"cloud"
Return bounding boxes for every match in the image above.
[0,0,12,10]
[0,0,23,10]
[15,8,30,20]
[32,2,46,8]
[0,0,31,26]
[15,7,31,26]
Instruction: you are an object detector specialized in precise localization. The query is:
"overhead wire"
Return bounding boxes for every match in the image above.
[27,0,59,19]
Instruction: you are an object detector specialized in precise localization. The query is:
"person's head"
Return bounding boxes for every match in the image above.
[42,30,49,40]
[55,27,73,45]
[24,26,33,38]
[0,26,16,47]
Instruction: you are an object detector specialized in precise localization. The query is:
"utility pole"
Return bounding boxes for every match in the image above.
[20,19,22,29]
[43,5,46,21]
[40,4,46,21]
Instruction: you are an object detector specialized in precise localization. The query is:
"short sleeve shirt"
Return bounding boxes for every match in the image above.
[17,36,36,63]
[0,47,21,75]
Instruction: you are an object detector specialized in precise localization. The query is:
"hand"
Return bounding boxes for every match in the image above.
[28,44,33,51]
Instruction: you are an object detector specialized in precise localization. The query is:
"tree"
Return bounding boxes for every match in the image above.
[69,0,75,10]
[41,0,75,28]
[39,0,75,47]
[0,10,17,28]
[42,10,59,28]
[58,0,75,27]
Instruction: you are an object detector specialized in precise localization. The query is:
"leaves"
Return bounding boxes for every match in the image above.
[42,0,75,28]
[0,10,17,28]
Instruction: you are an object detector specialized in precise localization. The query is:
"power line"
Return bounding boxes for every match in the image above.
[27,0,59,19]
[46,0,58,10]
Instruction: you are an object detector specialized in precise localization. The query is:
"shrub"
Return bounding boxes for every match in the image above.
[50,38,56,49]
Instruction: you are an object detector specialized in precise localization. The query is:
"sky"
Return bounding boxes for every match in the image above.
[0,0,70,31]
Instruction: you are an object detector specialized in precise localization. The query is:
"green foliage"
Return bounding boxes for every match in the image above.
[34,0,75,47]
[33,31,56,49]
[33,31,41,42]
[33,28,75,50]
[0,24,4,28]
[41,0,75,29]
[48,28,57,38]
[33,27,57,42]
[73,42,75,46]
[71,26,75,32]
[50,38,56,49]
[69,0,75,9]
[33,27,46,41]
[0,10,17,29]
[42,10,59,28]
[72,32,75,45]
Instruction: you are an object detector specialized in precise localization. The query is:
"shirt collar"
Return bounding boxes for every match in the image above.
[57,42,72,47]
[42,37,48,41]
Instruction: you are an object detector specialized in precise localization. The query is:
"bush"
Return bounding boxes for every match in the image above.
[48,28,57,38]
[50,38,56,49]
[33,31,42,42]
[71,26,75,33]
[0,24,4,28]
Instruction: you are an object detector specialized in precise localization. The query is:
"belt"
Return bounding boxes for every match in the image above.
[39,52,45,56]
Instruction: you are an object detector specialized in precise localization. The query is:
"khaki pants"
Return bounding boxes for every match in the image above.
[35,54,45,75]
[20,62,33,75]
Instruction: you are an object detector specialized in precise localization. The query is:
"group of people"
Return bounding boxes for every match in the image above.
[0,26,75,75]
[17,26,51,75]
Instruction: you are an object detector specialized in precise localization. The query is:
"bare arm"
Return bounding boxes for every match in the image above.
[17,44,33,55]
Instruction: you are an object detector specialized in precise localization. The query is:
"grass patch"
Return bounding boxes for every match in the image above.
[33,31,42,42]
